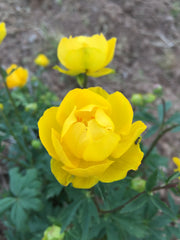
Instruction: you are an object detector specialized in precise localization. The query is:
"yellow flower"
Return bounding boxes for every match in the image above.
[0,103,3,111]
[173,157,180,173]
[6,64,28,89]
[38,87,146,189]
[54,34,116,77]
[0,22,6,44]
[34,54,50,67]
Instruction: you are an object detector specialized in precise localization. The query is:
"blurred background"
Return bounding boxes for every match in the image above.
[1,0,180,156]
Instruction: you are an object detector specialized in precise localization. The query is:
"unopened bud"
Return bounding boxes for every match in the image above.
[130,94,143,106]
[42,225,65,240]
[131,177,146,193]
[143,93,156,104]
[25,103,38,112]
[31,139,42,149]
[153,84,163,96]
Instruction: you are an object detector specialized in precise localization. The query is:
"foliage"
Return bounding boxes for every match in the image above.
[0,29,180,240]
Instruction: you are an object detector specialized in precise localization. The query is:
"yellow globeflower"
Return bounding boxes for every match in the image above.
[0,22,7,44]
[34,54,50,67]
[6,64,28,89]
[38,87,147,189]
[54,34,116,77]
[173,157,180,174]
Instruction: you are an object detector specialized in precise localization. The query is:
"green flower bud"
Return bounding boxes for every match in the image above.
[23,125,28,133]
[0,103,4,111]
[131,177,146,193]
[25,103,38,112]
[130,94,144,106]
[42,225,65,240]
[31,139,42,149]
[153,84,163,96]
[143,93,156,104]
[31,76,39,82]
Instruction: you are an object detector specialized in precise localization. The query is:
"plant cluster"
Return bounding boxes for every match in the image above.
[0,22,180,240]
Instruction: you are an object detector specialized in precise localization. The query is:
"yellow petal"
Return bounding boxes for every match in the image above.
[95,108,114,130]
[51,159,73,186]
[89,87,109,99]
[172,157,180,172]
[87,68,115,77]
[63,159,113,177]
[62,122,88,159]
[83,119,120,162]
[98,142,144,183]
[107,91,133,135]
[0,22,6,44]
[111,121,147,158]
[61,106,77,139]
[53,65,83,76]
[56,88,111,127]
[71,176,98,189]
[38,107,60,158]
[104,38,117,66]
[51,128,75,167]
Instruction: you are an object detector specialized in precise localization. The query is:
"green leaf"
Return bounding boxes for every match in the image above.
[46,181,63,199]
[9,168,23,196]
[0,197,16,215]
[150,195,174,218]
[60,200,83,233]
[166,172,180,184]
[166,112,180,125]
[158,101,172,123]
[106,224,119,240]
[0,66,7,79]
[10,200,28,231]
[81,201,91,240]
[171,125,180,133]
[120,193,148,214]
[146,170,158,192]
[112,216,149,239]
[144,125,159,139]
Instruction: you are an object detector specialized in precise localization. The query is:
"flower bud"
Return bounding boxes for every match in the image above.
[130,94,144,106]
[25,103,38,112]
[23,125,28,133]
[153,84,163,96]
[34,54,50,67]
[143,93,156,104]
[42,225,65,240]
[31,139,42,149]
[131,177,146,193]
[0,103,4,111]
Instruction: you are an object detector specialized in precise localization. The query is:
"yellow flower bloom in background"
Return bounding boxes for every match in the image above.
[34,54,50,67]
[38,87,146,189]
[54,34,116,77]
[0,22,6,44]
[173,157,180,174]
[6,64,28,89]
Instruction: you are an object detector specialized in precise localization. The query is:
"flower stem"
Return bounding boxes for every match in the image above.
[92,182,179,214]
[0,110,29,158]
[143,124,180,161]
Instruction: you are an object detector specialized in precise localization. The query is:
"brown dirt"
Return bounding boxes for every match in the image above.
[0,0,180,167]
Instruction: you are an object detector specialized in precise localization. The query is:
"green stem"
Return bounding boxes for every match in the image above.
[0,110,30,161]
[143,124,180,161]
[2,76,23,125]
[92,182,179,214]
[83,74,87,88]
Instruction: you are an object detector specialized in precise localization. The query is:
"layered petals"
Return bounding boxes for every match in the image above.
[38,87,146,189]
[55,34,116,77]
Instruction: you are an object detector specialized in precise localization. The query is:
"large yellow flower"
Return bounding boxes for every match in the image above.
[54,34,116,77]
[0,22,6,44]
[6,64,28,89]
[38,87,146,189]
